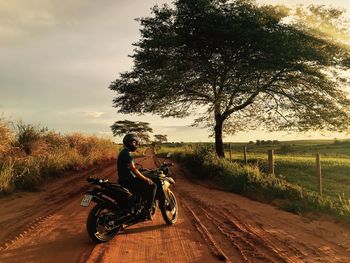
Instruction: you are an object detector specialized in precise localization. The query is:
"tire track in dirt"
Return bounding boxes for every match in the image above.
[196,198,296,262]
[0,161,116,259]
[180,192,281,263]
[218,206,322,260]
[173,164,350,263]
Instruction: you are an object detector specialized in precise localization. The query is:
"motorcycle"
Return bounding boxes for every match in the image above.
[80,160,178,243]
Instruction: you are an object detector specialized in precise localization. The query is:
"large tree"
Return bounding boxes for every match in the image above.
[110,0,350,157]
[111,120,153,144]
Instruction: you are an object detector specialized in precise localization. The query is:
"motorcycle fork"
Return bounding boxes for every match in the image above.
[160,182,175,210]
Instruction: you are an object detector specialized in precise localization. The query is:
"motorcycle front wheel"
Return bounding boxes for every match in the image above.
[160,190,178,225]
[86,203,121,243]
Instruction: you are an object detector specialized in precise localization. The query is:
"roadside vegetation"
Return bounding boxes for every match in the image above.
[157,141,350,220]
[0,118,118,195]
[222,140,350,199]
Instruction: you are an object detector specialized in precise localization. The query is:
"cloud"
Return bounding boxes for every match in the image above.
[80,111,105,118]
[0,0,120,45]
[0,1,60,45]
[161,125,196,130]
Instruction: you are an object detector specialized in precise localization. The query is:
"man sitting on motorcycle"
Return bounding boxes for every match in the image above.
[117,133,157,220]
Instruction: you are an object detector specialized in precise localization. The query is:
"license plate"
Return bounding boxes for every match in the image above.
[80,194,93,207]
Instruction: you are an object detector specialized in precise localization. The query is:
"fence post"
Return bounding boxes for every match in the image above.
[243,146,247,165]
[268,150,274,175]
[229,143,232,162]
[316,154,322,196]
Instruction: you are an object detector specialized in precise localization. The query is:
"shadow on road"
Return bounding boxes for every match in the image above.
[122,223,168,235]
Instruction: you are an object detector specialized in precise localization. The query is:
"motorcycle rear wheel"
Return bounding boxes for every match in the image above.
[87,203,120,243]
[160,190,178,225]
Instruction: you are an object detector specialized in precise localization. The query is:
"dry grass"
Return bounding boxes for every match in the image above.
[0,118,14,158]
[0,119,119,194]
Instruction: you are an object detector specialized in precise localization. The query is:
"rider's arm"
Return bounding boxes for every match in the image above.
[128,162,153,185]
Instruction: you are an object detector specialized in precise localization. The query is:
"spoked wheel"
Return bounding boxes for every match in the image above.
[86,203,121,243]
[160,190,178,225]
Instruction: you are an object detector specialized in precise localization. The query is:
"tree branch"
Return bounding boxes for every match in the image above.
[222,69,288,118]
[183,87,212,101]
[265,91,291,123]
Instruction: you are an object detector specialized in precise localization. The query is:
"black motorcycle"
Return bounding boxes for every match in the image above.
[80,161,178,243]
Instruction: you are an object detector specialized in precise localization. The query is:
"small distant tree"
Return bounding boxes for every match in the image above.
[110,120,153,144]
[154,134,168,144]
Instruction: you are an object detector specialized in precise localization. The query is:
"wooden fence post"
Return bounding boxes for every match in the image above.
[268,150,274,175]
[316,154,322,195]
[243,146,247,165]
[229,143,232,162]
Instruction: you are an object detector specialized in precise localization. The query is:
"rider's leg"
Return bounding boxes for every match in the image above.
[146,182,157,210]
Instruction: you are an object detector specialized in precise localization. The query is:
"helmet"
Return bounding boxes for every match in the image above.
[123,133,139,152]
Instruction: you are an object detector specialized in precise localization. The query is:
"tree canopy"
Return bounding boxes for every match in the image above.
[110,120,153,144]
[110,0,350,157]
[154,134,168,144]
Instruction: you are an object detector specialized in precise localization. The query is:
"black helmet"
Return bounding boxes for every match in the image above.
[123,133,139,152]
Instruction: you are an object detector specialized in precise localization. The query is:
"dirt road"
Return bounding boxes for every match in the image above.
[1,150,350,263]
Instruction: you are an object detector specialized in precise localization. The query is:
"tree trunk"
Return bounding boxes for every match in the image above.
[214,117,225,158]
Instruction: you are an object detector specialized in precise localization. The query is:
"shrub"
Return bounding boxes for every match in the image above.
[43,131,68,150]
[278,144,293,154]
[0,120,119,194]
[0,118,14,159]
[15,122,46,155]
[0,159,15,194]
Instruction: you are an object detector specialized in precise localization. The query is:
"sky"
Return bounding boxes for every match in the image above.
[0,0,349,143]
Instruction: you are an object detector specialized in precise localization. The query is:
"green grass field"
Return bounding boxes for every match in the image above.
[223,140,350,201]
[159,139,350,201]
[158,140,350,218]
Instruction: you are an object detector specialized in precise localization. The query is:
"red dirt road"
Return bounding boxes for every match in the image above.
[1,150,350,263]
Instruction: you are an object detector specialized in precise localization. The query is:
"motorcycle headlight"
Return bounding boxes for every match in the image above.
[163,180,170,187]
